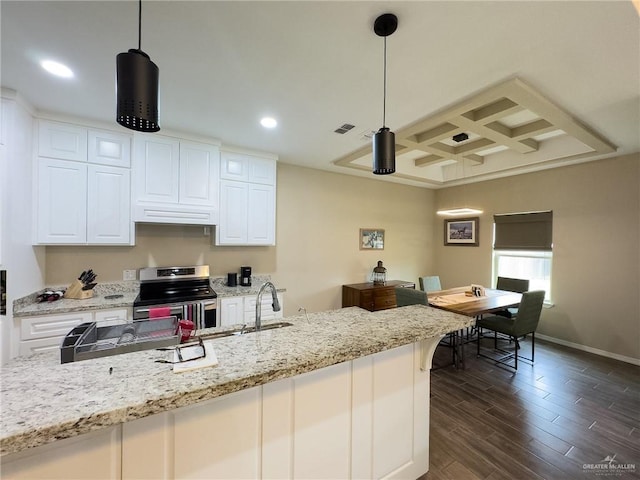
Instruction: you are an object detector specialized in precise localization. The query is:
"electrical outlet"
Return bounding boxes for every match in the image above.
[123,269,136,281]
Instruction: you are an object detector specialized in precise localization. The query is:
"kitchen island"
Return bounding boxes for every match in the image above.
[1,305,473,479]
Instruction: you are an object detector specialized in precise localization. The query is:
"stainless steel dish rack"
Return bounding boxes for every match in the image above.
[60,317,181,363]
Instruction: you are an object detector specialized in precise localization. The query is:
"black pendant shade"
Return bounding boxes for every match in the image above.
[373,127,395,174]
[116,0,160,132]
[116,49,160,132]
[372,13,397,175]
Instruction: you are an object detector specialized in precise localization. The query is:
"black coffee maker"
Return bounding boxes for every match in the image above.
[240,266,252,287]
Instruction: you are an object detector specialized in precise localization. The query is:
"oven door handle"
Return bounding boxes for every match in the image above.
[135,306,184,314]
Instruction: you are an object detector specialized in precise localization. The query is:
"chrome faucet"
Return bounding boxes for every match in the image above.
[255,282,281,331]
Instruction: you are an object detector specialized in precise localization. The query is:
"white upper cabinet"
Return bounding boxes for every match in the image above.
[220,151,276,184]
[34,120,133,245]
[38,120,87,162]
[87,165,131,244]
[178,141,218,207]
[132,134,220,225]
[88,129,131,168]
[216,151,276,246]
[133,135,180,204]
[36,158,88,244]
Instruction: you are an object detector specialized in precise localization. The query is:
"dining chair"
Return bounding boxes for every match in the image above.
[394,287,462,369]
[418,275,442,293]
[475,290,545,370]
[495,276,530,318]
[395,286,429,307]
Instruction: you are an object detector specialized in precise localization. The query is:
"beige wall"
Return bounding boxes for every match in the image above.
[434,154,640,360]
[45,163,436,315]
[44,155,639,360]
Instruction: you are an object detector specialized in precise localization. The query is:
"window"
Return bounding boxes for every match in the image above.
[492,211,553,302]
[492,250,552,301]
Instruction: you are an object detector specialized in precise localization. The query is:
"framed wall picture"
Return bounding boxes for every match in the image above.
[360,228,385,250]
[444,217,479,246]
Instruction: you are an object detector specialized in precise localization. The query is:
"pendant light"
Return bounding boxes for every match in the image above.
[116,0,160,132]
[372,13,398,175]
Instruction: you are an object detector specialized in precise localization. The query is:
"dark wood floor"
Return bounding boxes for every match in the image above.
[421,335,640,480]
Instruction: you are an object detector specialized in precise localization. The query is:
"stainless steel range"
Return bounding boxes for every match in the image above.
[133,265,217,329]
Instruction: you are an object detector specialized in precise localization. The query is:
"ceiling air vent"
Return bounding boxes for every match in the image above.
[334,123,355,134]
[452,132,469,143]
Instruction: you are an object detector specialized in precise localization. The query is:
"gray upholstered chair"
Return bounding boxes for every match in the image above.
[495,276,530,318]
[476,290,545,370]
[394,287,462,369]
[418,275,442,293]
[394,286,428,306]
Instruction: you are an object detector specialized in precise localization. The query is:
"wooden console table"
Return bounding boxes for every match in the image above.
[342,280,415,312]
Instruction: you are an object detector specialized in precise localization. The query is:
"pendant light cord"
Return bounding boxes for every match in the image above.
[382,36,387,128]
[138,0,142,51]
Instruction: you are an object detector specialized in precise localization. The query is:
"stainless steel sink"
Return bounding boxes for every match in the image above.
[200,321,293,340]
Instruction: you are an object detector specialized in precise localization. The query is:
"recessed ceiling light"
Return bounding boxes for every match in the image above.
[41,60,74,78]
[260,117,277,129]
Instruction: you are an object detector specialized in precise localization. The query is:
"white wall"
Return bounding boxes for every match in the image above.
[0,92,46,363]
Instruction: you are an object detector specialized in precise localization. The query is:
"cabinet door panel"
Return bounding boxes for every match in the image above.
[21,311,92,340]
[218,180,248,244]
[372,344,415,478]
[87,165,130,244]
[173,388,261,479]
[94,308,129,326]
[219,296,244,327]
[1,426,121,479]
[248,156,276,184]
[18,337,65,357]
[220,151,249,181]
[36,158,87,244]
[134,135,179,204]
[179,141,219,206]
[247,183,275,245]
[38,120,87,161]
[88,129,131,167]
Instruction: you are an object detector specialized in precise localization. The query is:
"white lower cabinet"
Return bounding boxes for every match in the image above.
[18,308,129,357]
[0,340,435,479]
[219,296,244,327]
[0,425,122,480]
[219,293,284,327]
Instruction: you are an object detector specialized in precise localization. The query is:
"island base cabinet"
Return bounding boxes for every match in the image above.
[1,339,438,479]
[0,426,121,479]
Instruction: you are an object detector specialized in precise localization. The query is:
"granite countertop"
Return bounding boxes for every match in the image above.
[0,305,473,456]
[13,276,283,318]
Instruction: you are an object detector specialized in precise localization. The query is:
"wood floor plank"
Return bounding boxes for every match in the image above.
[441,461,484,480]
[426,339,640,480]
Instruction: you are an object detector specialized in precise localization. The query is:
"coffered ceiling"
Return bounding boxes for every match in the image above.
[1,1,638,188]
[334,77,618,186]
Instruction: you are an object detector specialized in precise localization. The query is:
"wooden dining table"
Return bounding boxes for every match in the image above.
[428,286,522,317]
[427,286,522,370]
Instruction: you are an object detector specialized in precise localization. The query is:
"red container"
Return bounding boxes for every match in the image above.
[178,319,194,343]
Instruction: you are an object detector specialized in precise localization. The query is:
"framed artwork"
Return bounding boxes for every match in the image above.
[444,217,479,246]
[360,228,385,250]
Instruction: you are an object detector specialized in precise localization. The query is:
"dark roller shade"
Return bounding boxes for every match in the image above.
[494,211,553,251]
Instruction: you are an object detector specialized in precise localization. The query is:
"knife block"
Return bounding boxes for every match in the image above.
[63,279,94,300]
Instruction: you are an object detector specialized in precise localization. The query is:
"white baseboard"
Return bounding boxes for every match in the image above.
[536,333,640,366]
